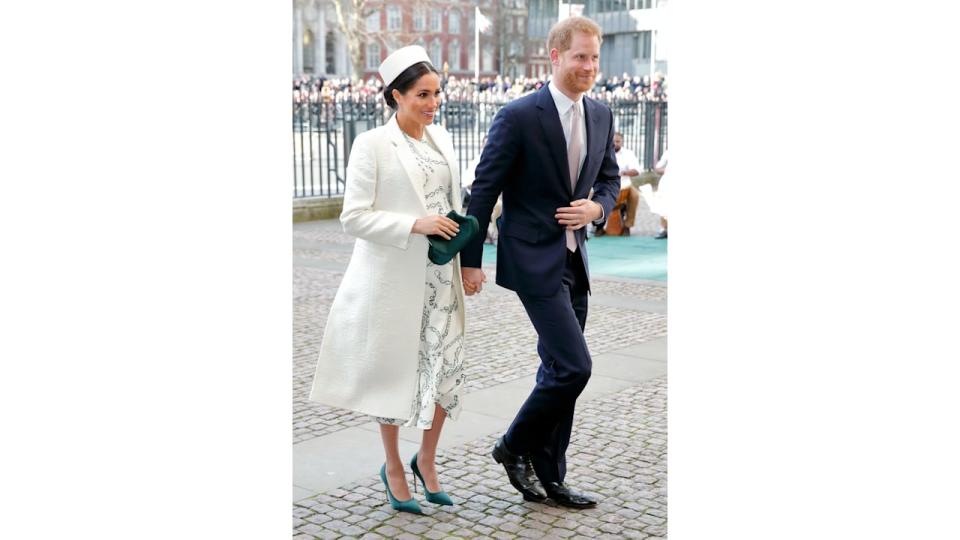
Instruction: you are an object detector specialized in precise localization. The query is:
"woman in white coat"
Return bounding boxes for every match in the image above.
[309,46,477,515]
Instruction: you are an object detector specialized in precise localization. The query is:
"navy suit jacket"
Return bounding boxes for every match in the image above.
[462,84,621,297]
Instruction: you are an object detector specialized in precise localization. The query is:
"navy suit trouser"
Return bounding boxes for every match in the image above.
[504,249,591,484]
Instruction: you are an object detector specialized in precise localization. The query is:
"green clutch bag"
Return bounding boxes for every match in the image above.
[427,210,480,265]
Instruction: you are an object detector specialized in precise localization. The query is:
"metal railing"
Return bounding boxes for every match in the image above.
[293,94,667,198]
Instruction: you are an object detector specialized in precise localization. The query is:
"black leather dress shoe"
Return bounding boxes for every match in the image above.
[491,437,547,502]
[543,482,598,509]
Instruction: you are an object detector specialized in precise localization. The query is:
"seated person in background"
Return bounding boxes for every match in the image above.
[595,132,641,236]
[651,150,668,239]
[461,136,501,243]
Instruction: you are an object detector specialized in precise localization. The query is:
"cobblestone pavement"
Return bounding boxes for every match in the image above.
[293,261,667,443]
[293,219,668,537]
[589,279,668,302]
[293,377,667,540]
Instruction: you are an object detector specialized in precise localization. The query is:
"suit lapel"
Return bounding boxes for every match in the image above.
[574,98,603,195]
[536,86,574,199]
[386,116,428,213]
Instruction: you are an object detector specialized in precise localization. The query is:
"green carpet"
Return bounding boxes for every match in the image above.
[481,235,667,281]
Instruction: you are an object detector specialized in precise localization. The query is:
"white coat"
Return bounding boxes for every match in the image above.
[308,115,466,421]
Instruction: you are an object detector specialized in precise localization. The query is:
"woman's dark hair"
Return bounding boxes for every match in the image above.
[382,61,440,110]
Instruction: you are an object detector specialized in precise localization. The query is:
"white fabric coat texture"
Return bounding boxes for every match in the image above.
[308,115,466,421]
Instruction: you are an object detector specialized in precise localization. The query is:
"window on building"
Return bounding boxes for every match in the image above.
[366,42,380,69]
[431,10,442,32]
[387,6,401,31]
[413,7,426,31]
[483,43,494,71]
[449,39,461,70]
[449,9,461,34]
[430,39,443,67]
[366,10,380,32]
[642,31,651,59]
[303,29,315,73]
[517,17,525,34]
[325,31,336,74]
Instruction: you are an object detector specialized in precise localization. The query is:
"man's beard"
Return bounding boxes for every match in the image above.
[563,69,595,93]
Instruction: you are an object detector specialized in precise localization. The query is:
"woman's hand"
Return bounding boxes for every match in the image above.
[412,215,459,239]
[461,267,486,296]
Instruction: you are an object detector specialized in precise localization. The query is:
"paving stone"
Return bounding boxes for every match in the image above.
[372,524,400,537]
[303,513,332,526]
[644,524,667,536]
[497,521,523,533]
[297,523,326,537]
[471,524,496,536]
[401,522,430,535]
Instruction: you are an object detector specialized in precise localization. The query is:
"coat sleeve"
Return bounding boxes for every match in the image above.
[340,133,418,250]
[461,106,520,268]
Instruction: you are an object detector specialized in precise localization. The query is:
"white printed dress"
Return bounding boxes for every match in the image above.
[374,131,465,429]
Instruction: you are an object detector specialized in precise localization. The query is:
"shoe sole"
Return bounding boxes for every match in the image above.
[492,448,548,502]
[546,497,598,509]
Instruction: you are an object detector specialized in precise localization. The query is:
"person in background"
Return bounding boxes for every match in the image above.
[651,149,669,239]
[595,131,642,236]
[461,135,501,243]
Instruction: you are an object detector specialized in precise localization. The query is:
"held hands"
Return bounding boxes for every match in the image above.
[555,199,603,230]
[461,267,487,296]
[412,214,459,239]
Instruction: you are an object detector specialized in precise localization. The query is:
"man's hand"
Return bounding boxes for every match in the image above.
[622,168,640,177]
[555,199,603,230]
[461,267,487,296]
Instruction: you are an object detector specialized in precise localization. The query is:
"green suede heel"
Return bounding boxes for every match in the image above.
[380,464,423,514]
[410,453,454,506]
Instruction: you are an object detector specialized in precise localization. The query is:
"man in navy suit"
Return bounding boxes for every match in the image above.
[461,16,621,509]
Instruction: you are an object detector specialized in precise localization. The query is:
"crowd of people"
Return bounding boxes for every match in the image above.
[293,71,667,105]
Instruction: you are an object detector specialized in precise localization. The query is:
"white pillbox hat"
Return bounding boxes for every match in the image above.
[378,45,433,87]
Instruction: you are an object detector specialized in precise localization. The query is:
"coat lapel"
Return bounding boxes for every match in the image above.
[536,86,574,199]
[386,116,428,213]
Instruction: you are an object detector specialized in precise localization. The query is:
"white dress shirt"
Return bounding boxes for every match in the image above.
[461,154,482,191]
[548,82,605,224]
[615,147,642,190]
[548,82,587,180]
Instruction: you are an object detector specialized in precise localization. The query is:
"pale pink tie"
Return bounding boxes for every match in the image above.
[566,102,583,252]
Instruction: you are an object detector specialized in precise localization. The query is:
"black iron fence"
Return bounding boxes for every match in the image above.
[293,95,667,199]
